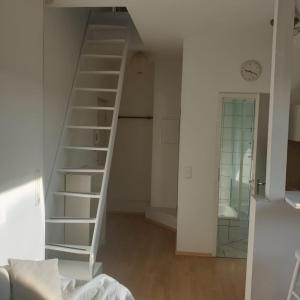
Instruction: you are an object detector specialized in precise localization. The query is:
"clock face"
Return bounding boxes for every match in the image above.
[240,60,262,81]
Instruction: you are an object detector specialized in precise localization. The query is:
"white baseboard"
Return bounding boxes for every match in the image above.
[107,199,149,213]
[145,207,177,230]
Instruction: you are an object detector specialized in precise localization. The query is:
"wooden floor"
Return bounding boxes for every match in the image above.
[98,214,246,300]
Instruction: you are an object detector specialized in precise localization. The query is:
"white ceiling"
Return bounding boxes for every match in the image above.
[48,0,276,57]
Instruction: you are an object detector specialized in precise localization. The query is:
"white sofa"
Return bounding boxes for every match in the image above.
[0,267,10,300]
[0,265,134,300]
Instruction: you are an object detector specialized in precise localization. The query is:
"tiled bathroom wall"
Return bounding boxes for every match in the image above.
[219,100,254,214]
[217,99,255,258]
[217,218,249,258]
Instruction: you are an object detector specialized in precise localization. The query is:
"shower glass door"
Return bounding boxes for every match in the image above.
[217,96,255,258]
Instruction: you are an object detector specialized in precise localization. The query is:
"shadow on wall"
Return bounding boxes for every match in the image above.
[0,173,43,222]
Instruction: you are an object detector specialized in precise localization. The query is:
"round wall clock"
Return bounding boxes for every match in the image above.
[240,60,262,82]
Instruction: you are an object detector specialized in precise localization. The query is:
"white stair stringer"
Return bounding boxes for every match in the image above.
[45,18,129,280]
[89,31,128,278]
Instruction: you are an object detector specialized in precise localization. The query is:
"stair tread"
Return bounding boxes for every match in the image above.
[66,125,112,130]
[85,38,125,44]
[79,70,120,75]
[46,217,97,223]
[75,87,117,92]
[57,168,105,173]
[64,146,109,151]
[72,106,115,110]
[88,24,127,30]
[81,54,122,59]
[54,191,101,198]
[46,243,91,254]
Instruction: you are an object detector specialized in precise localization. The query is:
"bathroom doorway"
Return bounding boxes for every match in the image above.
[216,93,269,258]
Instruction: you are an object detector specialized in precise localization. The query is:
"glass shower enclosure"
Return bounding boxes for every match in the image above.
[217,96,255,258]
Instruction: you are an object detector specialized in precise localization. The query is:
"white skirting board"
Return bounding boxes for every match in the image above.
[108,199,149,213]
[145,207,177,230]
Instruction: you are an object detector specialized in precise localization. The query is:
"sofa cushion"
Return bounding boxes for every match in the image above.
[8,258,62,300]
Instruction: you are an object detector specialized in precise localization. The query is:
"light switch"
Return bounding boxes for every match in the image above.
[183,166,192,179]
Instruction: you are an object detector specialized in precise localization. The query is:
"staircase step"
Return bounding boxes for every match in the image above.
[54,191,101,198]
[46,243,91,255]
[79,71,120,75]
[63,146,109,151]
[81,54,122,59]
[46,217,96,224]
[79,70,120,75]
[58,260,103,281]
[85,38,125,44]
[56,168,105,174]
[66,125,112,130]
[72,106,115,111]
[88,24,127,30]
[75,87,117,93]
[292,291,300,300]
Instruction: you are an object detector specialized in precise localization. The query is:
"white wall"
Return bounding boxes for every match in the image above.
[177,24,273,254]
[0,0,44,265]
[176,17,300,298]
[44,7,89,189]
[151,60,182,209]
[108,52,154,212]
[249,33,300,300]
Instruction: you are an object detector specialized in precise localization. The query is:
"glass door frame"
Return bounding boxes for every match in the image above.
[213,92,260,257]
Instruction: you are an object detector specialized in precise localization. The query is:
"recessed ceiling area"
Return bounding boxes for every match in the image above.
[47,0,275,57]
